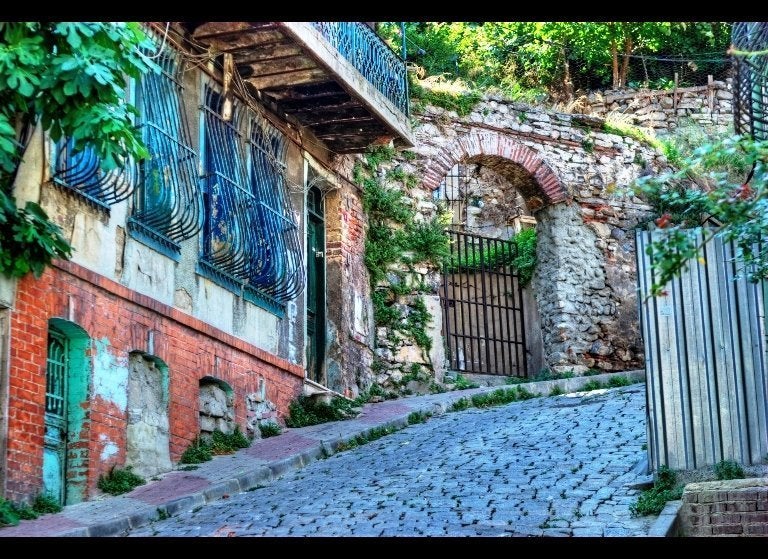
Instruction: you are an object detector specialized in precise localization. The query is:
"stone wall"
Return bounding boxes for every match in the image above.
[679,478,768,537]
[583,79,734,136]
[399,97,667,375]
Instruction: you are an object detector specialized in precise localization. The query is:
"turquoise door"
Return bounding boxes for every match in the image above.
[43,330,68,505]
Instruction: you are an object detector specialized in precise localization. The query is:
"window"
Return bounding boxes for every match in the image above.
[199,84,304,313]
[127,48,203,258]
[51,139,135,210]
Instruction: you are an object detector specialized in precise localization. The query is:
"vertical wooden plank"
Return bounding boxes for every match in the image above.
[703,234,727,464]
[664,247,687,470]
[717,238,742,461]
[636,231,661,471]
[698,236,721,466]
[739,265,768,463]
[681,231,708,468]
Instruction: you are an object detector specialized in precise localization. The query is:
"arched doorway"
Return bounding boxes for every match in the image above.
[43,318,90,506]
[435,161,541,377]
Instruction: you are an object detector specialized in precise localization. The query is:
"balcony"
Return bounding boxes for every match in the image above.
[177,21,414,153]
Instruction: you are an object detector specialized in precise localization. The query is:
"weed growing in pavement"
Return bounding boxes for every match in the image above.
[258,421,282,438]
[549,385,565,396]
[407,410,432,425]
[630,465,684,517]
[607,375,631,388]
[97,465,146,496]
[582,379,604,391]
[0,493,63,527]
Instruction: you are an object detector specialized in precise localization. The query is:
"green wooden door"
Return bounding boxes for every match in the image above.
[306,185,326,384]
[43,330,68,505]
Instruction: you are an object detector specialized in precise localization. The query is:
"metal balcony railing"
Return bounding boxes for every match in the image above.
[311,22,409,116]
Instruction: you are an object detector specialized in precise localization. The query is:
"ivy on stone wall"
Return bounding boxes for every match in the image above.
[355,144,451,358]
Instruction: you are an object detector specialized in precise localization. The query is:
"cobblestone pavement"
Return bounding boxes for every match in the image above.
[124,384,653,537]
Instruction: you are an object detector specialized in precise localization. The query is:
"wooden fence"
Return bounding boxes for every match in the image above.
[636,229,768,471]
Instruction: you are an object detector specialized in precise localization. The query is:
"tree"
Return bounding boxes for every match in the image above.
[381,22,731,99]
[633,134,766,297]
[0,22,157,279]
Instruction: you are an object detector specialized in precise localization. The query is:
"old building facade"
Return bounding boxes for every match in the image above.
[0,21,413,505]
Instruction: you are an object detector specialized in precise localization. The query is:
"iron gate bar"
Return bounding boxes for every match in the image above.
[442,229,527,376]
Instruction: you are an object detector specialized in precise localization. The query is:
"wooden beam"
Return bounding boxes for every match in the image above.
[191,21,277,40]
[293,105,371,126]
[246,68,329,90]
[277,92,352,110]
[233,43,304,64]
[237,55,317,79]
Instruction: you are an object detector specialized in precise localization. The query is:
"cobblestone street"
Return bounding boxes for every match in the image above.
[125,384,652,537]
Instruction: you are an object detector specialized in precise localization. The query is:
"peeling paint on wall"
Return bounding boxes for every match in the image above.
[92,337,128,412]
[99,433,119,462]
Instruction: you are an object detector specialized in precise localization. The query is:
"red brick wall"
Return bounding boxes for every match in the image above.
[680,479,768,536]
[4,260,303,503]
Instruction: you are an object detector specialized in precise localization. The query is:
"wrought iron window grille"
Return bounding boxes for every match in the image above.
[199,84,305,310]
[128,43,204,259]
[51,137,136,211]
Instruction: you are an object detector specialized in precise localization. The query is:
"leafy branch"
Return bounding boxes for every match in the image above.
[633,134,768,296]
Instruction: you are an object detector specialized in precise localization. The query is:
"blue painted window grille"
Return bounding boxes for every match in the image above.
[247,118,304,301]
[199,85,304,309]
[128,49,203,258]
[51,137,136,209]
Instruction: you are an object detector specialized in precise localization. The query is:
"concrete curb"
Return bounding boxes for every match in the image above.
[647,500,682,537]
[0,373,647,538]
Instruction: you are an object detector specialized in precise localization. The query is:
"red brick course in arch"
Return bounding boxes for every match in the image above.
[420,131,568,204]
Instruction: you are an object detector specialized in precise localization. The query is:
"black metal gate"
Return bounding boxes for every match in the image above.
[441,230,527,376]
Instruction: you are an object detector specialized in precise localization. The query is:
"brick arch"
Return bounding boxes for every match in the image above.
[420,131,568,205]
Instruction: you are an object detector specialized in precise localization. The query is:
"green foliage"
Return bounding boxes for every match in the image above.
[470,386,536,408]
[258,421,282,438]
[357,145,450,360]
[97,465,146,496]
[533,368,575,381]
[407,410,432,425]
[30,493,62,515]
[179,437,213,464]
[549,384,565,396]
[0,22,157,279]
[633,134,767,296]
[511,228,537,286]
[607,375,631,388]
[582,379,604,391]
[0,494,60,526]
[450,397,471,412]
[179,427,250,464]
[713,460,745,481]
[285,395,358,428]
[603,119,663,151]
[0,498,21,527]
[446,228,537,286]
[209,426,250,454]
[380,22,730,101]
[630,465,683,517]
[446,373,479,390]
[0,188,72,278]
[408,77,482,116]
[336,425,399,451]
